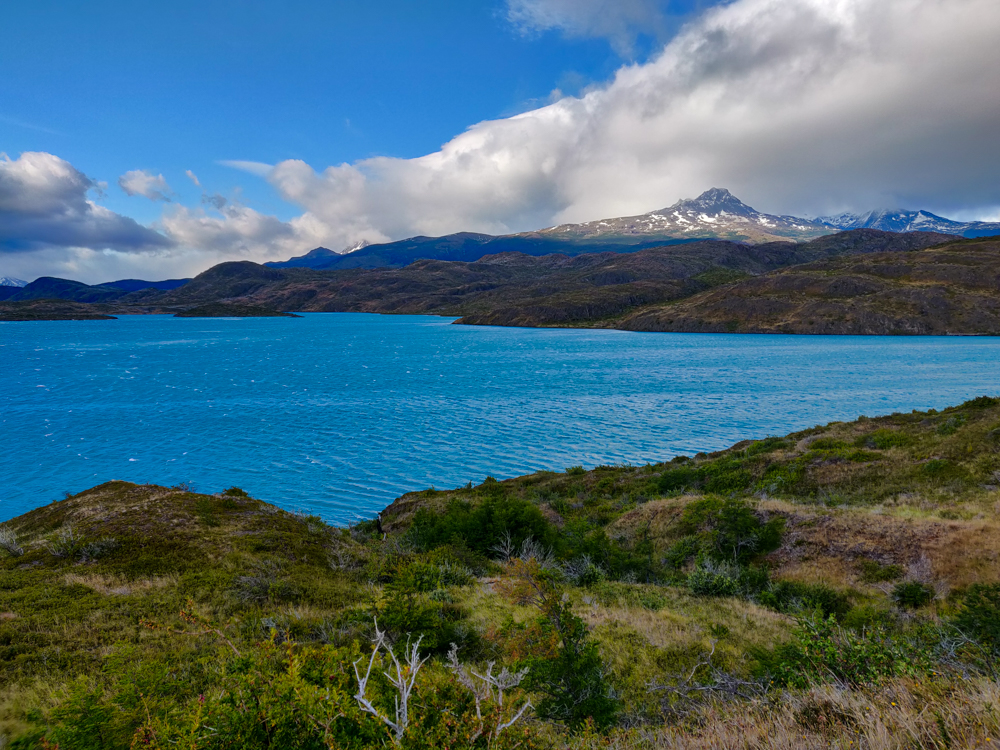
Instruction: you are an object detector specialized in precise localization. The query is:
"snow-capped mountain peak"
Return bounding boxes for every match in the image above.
[666,187,756,217]
[817,209,1000,238]
[343,239,371,254]
[535,188,832,244]
[0,276,27,287]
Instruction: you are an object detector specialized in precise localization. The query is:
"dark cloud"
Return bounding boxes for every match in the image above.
[0,152,173,253]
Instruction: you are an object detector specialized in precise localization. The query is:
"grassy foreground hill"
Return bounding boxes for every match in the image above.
[3,397,1000,748]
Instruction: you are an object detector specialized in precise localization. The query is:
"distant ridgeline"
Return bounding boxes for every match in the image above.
[0,276,189,303]
[265,188,1000,271]
[4,188,1000,332]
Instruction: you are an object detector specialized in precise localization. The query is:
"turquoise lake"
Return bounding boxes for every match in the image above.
[3,313,999,523]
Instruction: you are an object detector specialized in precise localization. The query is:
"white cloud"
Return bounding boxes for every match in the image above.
[506,0,669,55]
[118,169,173,201]
[185,169,201,187]
[8,0,1000,284]
[239,0,1000,247]
[0,152,173,253]
[219,160,274,177]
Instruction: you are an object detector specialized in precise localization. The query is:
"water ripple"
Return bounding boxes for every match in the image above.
[2,314,999,523]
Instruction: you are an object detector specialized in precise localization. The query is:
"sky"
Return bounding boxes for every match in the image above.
[2,0,1000,284]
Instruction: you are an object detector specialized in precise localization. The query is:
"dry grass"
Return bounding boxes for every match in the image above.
[62,573,178,596]
[766,500,1000,591]
[573,678,1000,749]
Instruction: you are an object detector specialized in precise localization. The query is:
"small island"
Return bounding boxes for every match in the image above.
[0,299,117,321]
[174,302,301,318]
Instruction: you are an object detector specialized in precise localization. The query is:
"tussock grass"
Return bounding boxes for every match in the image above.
[575,678,1000,749]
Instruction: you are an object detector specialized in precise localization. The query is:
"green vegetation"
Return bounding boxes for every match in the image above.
[4,397,1000,748]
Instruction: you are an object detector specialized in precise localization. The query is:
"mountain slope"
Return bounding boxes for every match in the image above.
[135,229,954,329]
[271,189,835,271]
[532,188,831,245]
[618,236,1000,335]
[5,276,191,303]
[819,209,1000,238]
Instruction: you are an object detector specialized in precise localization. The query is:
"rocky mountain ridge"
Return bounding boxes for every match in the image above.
[819,208,1000,237]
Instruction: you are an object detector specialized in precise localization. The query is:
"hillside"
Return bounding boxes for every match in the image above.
[618,236,1000,335]
[0,299,117,321]
[3,398,1000,747]
[138,230,953,329]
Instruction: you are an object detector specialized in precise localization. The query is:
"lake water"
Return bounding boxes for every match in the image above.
[2,314,999,523]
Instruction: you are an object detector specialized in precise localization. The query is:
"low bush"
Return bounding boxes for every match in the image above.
[759,580,851,620]
[892,581,935,609]
[46,526,84,559]
[767,615,928,688]
[0,525,24,557]
[672,497,784,566]
[954,583,1000,653]
[857,559,904,583]
[409,494,555,558]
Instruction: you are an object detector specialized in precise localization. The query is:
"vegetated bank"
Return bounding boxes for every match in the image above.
[173,302,300,318]
[0,299,117,322]
[3,397,1000,748]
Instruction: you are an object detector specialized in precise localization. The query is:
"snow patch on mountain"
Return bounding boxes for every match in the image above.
[817,209,1000,238]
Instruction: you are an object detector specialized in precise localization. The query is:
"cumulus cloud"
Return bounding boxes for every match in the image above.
[160,195,328,259]
[185,169,201,187]
[9,0,1000,284]
[506,0,669,55]
[236,0,1000,249]
[0,152,173,253]
[119,169,173,201]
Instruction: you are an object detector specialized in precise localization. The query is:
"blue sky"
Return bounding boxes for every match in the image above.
[2,0,703,225]
[2,0,1000,283]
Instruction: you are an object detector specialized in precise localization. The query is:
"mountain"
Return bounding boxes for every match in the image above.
[531,188,832,245]
[268,189,835,271]
[819,209,1000,238]
[264,246,341,269]
[101,278,190,292]
[0,277,28,301]
[617,236,1000,335]
[5,276,191,303]
[134,229,954,328]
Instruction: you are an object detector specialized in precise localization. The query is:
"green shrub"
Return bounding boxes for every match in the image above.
[523,598,618,730]
[687,560,741,597]
[923,459,957,477]
[859,429,913,449]
[759,581,851,620]
[892,581,935,608]
[841,604,896,632]
[565,466,586,475]
[960,396,999,409]
[675,497,784,566]
[0,525,24,557]
[46,526,85,559]
[937,414,967,435]
[954,583,1000,652]
[409,495,555,558]
[768,615,926,688]
[656,466,700,493]
[857,559,905,583]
